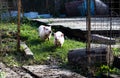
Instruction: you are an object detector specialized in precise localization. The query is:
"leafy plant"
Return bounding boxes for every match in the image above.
[21,17,31,25]
[112,48,120,56]
[95,65,120,77]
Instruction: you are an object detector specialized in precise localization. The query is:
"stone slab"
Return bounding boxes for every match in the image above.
[0,62,33,78]
[0,62,19,78]
[20,41,34,59]
[32,17,120,31]
[11,66,33,78]
[23,65,86,78]
[91,34,116,44]
[91,43,120,49]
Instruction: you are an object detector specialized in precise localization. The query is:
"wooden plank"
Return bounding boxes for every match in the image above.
[17,0,21,51]
[20,41,34,59]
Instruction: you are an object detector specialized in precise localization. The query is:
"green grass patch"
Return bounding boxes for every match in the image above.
[20,24,86,65]
[0,23,86,66]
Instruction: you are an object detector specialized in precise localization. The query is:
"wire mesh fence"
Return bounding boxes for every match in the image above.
[87,0,120,76]
[0,0,120,77]
[0,0,18,57]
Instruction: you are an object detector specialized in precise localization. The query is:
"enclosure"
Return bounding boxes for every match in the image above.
[0,0,120,77]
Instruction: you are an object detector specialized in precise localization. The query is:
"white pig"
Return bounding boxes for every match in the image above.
[38,25,52,41]
[54,31,64,47]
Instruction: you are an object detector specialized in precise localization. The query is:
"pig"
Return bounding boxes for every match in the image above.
[38,25,52,41]
[54,31,64,47]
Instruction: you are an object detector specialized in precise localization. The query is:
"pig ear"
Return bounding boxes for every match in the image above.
[61,33,64,37]
[43,27,46,30]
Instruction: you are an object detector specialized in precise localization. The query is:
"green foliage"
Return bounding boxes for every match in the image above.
[21,17,31,25]
[112,48,120,56]
[0,71,6,78]
[0,23,17,53]
[3,55,19,66]
[95,65,120,77]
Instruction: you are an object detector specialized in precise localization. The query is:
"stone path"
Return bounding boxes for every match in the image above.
[0,62,33,78]
[32,17,120,31]
[0,62,86,78]
[23,65,86,78]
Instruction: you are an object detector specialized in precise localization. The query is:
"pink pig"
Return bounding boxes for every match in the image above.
[38,25,52,41]
[54,31,64,47]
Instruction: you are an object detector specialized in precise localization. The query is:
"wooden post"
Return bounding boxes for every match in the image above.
[107,0,112,76]
[46,0,49,13]
[86,0,91,77]
[0,30,1,52]
[17,0,21,51]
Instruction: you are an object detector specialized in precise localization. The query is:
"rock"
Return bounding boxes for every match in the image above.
[68,46,114,66]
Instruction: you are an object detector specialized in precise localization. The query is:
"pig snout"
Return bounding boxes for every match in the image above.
[49,31,51,34]
[46,30,51,36]
[55,37,60,42]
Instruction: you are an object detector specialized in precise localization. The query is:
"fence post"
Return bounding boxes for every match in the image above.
[17,0,21,51]
[86,0,92,77]
[0,29,1,52]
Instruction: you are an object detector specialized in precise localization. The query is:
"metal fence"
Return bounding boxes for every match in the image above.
[0,0,18,56]
[86,0,120,77]
[0,0,120,77]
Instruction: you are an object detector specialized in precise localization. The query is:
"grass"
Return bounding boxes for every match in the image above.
[0,21,120,76]
[0,22,86,66]
[20,24,86,65]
